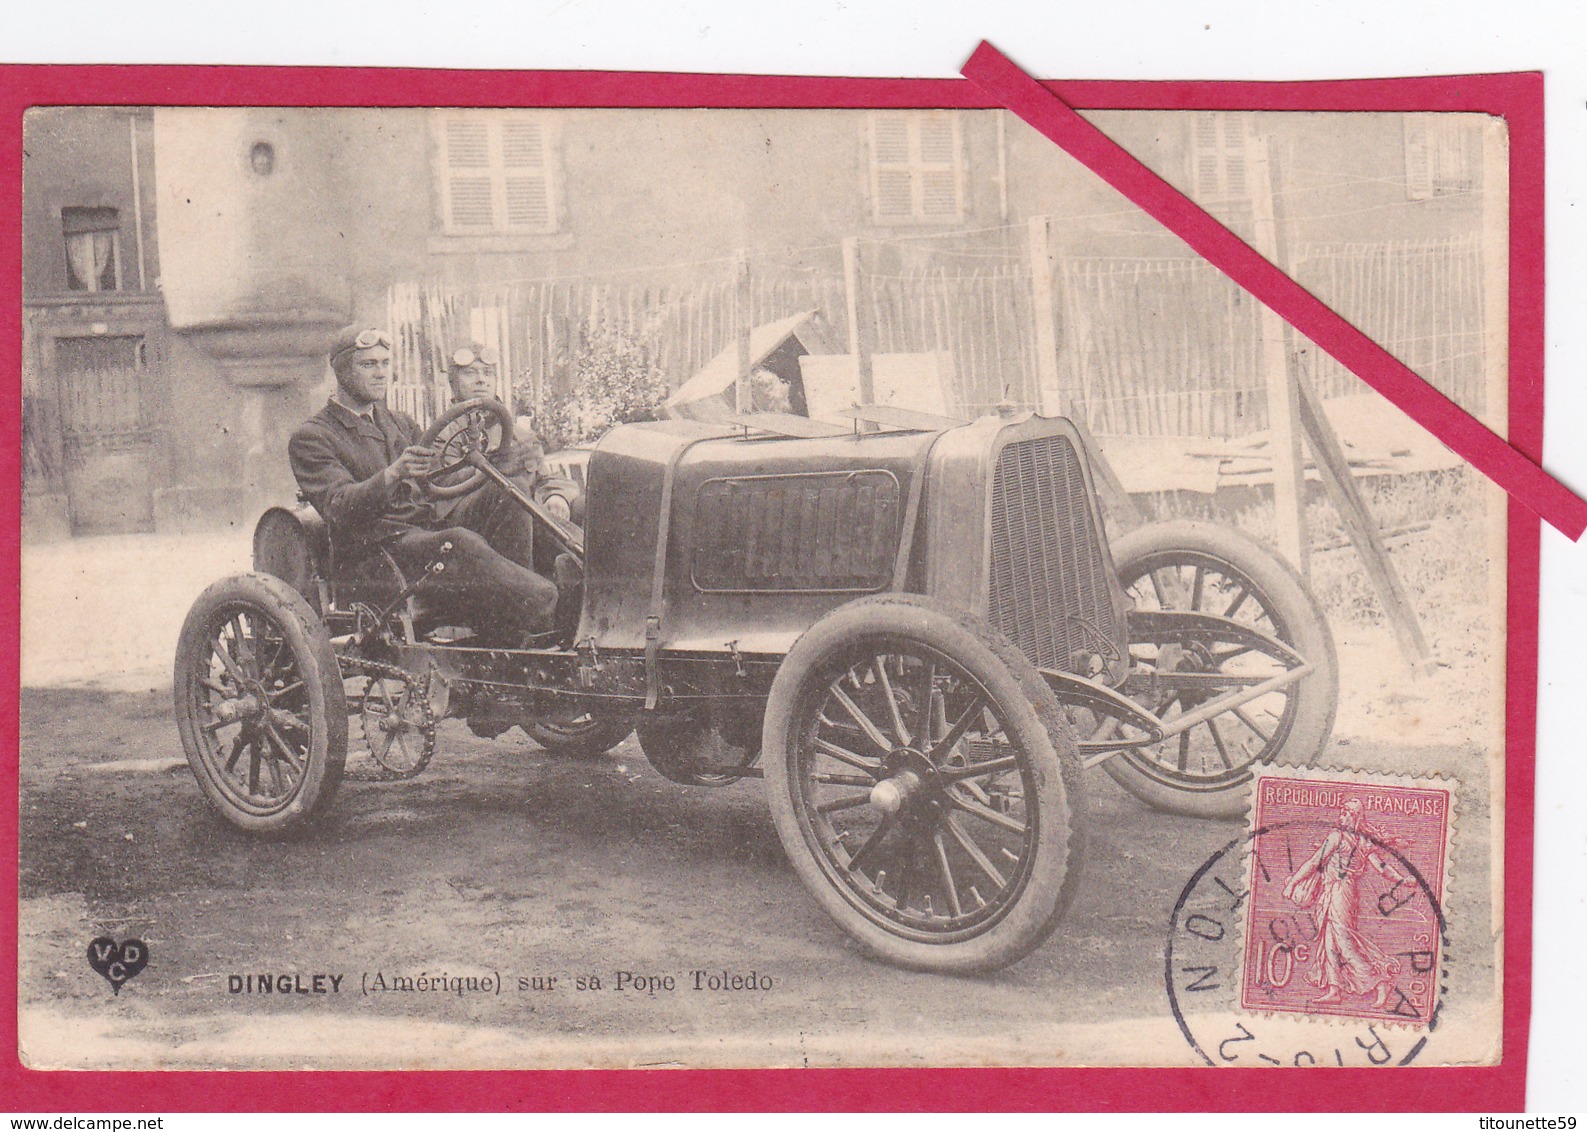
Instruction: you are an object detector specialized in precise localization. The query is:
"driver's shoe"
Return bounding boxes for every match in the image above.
[553,553,583,642]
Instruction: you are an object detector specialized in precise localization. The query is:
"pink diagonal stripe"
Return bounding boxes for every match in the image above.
[962,41,1586,540]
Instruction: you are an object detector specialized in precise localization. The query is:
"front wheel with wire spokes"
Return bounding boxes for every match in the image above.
[1103,520,1338,819]
[764,595,1085,974]
[174,573,347,834]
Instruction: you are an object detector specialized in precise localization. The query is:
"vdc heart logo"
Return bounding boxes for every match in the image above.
[87,937,148,995]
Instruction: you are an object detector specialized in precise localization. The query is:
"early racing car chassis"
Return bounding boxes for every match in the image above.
[175,398,1337,973]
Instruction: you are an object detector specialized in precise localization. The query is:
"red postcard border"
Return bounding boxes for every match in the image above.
[0,63,1541,1112]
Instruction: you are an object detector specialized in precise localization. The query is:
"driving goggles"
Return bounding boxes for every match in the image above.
[331,328,393,364]
[450,346,501,368]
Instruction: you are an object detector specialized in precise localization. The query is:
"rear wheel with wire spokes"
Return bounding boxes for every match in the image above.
[764,594,1085,974]
[174,573,347,834]
[1102,521,1337,819]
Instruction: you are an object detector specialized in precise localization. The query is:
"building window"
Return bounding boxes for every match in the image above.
[1404,114,1479,201]
[867,112,963,225]
[432,111,559,235]
[61,206,120,292]
[1188,114,1249,201]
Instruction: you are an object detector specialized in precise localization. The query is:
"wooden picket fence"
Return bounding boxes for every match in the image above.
[1290,236,1488,414]
[864,264,1041,416]
[385,232,1487,437]
[1056,256,1268,438]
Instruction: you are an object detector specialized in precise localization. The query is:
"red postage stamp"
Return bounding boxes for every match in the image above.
[1242,770,1454,1027]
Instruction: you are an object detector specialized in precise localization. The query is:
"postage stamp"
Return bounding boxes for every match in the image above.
[1240,769,1454,1027]
[1163,768,1468,1067]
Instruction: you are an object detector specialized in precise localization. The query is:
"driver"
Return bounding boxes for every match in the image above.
[287,325,560,642]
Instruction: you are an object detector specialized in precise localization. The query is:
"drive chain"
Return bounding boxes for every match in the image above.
[342,654,438,781]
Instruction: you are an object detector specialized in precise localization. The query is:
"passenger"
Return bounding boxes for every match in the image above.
[445,342,583,526]
[288,326,560,644]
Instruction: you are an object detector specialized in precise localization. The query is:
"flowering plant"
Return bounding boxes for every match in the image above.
[519,322,668,450]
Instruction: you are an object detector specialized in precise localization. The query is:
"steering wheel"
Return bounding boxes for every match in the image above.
[416,397,514,500]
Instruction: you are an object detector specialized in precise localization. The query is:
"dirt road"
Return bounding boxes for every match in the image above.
[18,657,1496,1070]
[17,521,1505,1069]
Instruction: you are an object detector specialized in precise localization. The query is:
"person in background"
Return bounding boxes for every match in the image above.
[749,366,794,415]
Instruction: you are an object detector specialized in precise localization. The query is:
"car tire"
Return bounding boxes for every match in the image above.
[523,711,634,758]
[174,572,347,835]
[636,704,761,787]
[763,593,1085,974]
[1101,520,1338,819]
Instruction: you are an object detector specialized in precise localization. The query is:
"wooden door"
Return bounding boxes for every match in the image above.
[54,331,157,535]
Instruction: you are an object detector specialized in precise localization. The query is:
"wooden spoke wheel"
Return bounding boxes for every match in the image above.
[764,595,1084,974]
[174,573,347,834]
[1105,520,1338,818]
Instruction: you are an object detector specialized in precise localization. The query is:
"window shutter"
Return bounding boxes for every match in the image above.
[917,116,959,219]
[449,178,495,229]
[1404,117,1433,200]
[1223,123,1248,197]
[920,171,959,219]
[445,119,490,167]
[869,112,963,224]
[434,112,559,235]
[875,171,914,221]
[443,118,496,229]
[917,117,955,165]
[504,178,551,228]
[501,119,552,230]
[1191,114,1249,199]
[1403,114,1476,200]
[873,117,910,164]
[501,119,544,167]
[871,116,912,221]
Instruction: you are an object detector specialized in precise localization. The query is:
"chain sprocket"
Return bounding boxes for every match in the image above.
[348,656,438,780]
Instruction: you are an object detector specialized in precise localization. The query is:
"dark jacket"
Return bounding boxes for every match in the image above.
[288,399,435,545]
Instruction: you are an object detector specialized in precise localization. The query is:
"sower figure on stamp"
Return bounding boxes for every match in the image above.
[288,326,560,646]
[1282,797,1409,1008]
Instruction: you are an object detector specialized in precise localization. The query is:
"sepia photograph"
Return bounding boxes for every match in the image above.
[16,97,1512,1072]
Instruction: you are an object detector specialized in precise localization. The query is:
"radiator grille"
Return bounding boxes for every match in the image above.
[988,435,1123,673]
[692,471,900,592]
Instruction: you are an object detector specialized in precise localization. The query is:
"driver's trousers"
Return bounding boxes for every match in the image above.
[388,480,559,642]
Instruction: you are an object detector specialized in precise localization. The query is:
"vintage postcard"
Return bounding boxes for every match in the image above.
[8,69,1531,1101]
